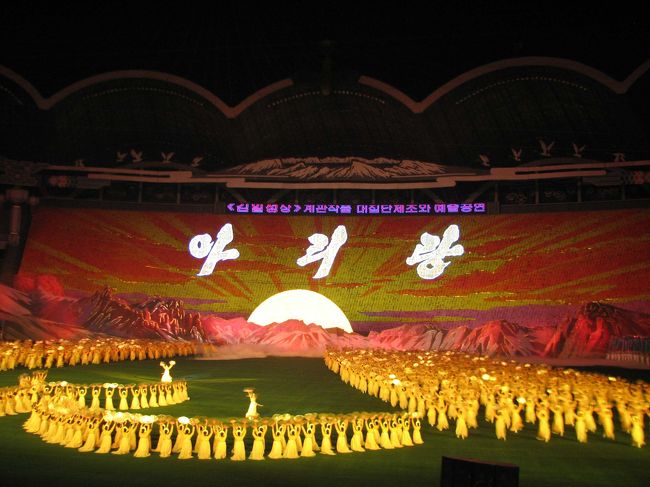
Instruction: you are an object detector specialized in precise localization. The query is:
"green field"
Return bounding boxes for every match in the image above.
[1,358,649,487]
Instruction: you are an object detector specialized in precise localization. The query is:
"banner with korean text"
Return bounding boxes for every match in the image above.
[17,207,650,333]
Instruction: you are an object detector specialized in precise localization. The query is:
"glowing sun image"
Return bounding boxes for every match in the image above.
[248,289,353,333]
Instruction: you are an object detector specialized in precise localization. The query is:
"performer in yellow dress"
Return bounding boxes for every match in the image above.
[248,421,267,460]
[88,385,100,411]
[118,386,130,410]
[156,420,174,458]
[582,403,597,433]
[76,386,88,409]
[536,407,551,442]
[148,385,159,408]
[158,385,168,407]
[212,423,228,460]
[231,420,247,461]
[510,400,524,433]
[484,395,497,423]
[466,398,479,429]
[350,417,366,452]
[599,405,615,440]
[495,409,507,441]
[564,399,577,428]
[268,420,286,459]
[172,419,185,453]
[133,421,153,458]
[65,414,85,449]
[364,415,380,450]
[43,414,61,443]
[196,423,213,460]
[130,386,141,410]
[412,415,424,445]
[139,385,149,409]
[319,418,336,455]
[112,421,133,455]
[551,403,565,437]
[436,403,449,431]
[525,395,537,424]
[164,385,175,405]
[630,413,646,448]
[283,421,300,459]
[104,384,116,411]
[95,420,116,454]
[78,417,100,452]
[335,418,352,453]
[379,416,393,450]
[575,411,588,443]
[178,423,195,460]
[300,419,317,457]
[426,398,437,427]
[400,415,414,446]
[455,406,469,440]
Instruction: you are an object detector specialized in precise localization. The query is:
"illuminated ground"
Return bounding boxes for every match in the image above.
[1,358,649,487]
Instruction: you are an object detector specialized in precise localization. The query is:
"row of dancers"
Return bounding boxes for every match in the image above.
[1,371,189,418]
[325,349,649,448]
[0,339,199,371]
[25,402,423,461]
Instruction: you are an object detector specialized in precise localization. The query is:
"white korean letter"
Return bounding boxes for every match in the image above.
[297,225,348,279]
[189,223,240,276]
[406,224,464,280]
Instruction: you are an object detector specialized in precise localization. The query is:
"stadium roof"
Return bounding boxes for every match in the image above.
[1,3,647,102]
[0,3,648,194]
[1,57,648,170]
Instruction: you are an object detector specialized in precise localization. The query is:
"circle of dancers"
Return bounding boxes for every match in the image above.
[2,368,423,462]
[3,341,647,468]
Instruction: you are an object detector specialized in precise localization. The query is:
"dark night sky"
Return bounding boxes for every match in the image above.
[1,2,648,105]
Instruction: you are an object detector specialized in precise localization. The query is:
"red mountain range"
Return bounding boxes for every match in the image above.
[543,302,650,358]
[2,282,649,359]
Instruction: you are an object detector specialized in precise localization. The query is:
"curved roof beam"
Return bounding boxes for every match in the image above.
[2,57,647,118]
[359,57,650,113]
[0,65,292,118]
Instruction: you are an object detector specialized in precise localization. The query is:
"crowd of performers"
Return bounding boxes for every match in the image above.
[325,349,649,448]
[2,340,648,468]
[0,339,198,371]
[2,370,423,462]
[1,373,190,417]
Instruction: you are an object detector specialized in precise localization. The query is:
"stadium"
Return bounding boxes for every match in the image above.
[0,5,649,486]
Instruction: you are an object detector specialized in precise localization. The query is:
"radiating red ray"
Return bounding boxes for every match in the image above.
[19,208,650,313]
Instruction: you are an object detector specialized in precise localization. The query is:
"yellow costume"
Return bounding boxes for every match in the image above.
[178,424,195,460]
[156,421,174,458]
[335,419,352,453]
[95,421,115,454]
[231,422,247,461]
[283,422,300,459]
[133,423,152,458]
[196,424,213,460]
[249,422,267,460]
[301,421,317,457]
[212,424,228,460]
[319,420,336,455]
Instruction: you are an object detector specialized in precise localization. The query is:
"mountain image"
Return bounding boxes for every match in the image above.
[1,283,206,341]
[2,279,650,359]
[543,302,650,358]
[218,156,471,181]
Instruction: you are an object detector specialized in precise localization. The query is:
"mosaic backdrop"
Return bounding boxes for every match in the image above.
[17,207,650,332]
